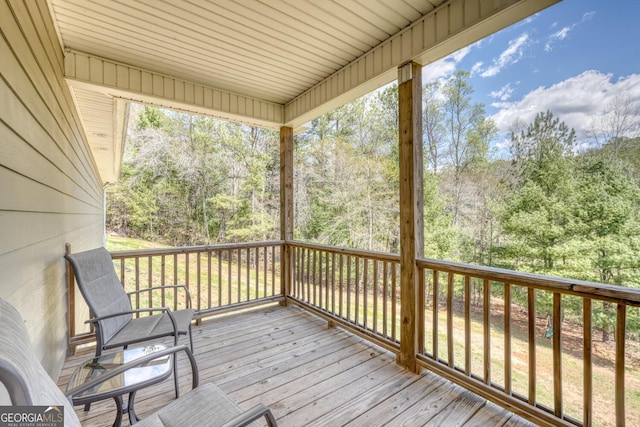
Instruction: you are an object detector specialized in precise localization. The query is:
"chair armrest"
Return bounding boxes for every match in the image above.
[86,308,180,345]
[85,307,174,323]
[127,285,193,309]
[65,345,198,401]
[220,404,278,427]
[0,360,33,406]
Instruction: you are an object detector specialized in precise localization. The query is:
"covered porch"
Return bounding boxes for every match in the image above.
[4,0,638,426]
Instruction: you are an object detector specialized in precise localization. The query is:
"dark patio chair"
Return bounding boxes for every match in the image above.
[0,299,277,427]
[64,246,195,398]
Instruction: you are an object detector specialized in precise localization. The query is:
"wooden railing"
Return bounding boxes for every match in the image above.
[111,241,283,317]
[67,240,639,426]
[286,243,639,427]
[67,241,284,350]
[287,241,401,353]
[415,258,640,427]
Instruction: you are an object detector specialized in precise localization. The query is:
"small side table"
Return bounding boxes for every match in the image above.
[66,344,173,427]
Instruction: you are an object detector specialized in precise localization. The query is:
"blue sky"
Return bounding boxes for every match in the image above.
[421,0,640,154]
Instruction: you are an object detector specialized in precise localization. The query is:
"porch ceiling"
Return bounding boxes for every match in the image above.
[47,0,560,184]
[51,0,446,105]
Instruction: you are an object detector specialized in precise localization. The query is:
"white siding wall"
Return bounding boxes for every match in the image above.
[0,0,103,377]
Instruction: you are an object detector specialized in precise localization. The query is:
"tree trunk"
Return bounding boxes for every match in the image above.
[201,186,210,244]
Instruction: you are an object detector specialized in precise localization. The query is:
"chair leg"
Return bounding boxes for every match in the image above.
[188,323,194,353]
[173,353,180,399]
[85,345,104,412]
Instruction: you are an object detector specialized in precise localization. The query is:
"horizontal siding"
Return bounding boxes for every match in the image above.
[0,0,103,378]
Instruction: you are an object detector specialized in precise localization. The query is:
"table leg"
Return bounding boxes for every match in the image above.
[112,396,124,427]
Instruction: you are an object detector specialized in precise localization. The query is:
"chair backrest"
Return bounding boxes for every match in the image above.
[0,299,81,427]
[64,247,132,346]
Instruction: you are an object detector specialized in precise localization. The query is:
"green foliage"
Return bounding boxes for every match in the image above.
[109,78,640,338]
[500,111,578,270]
[423,172,457,258]
[137,106,166,130]
[295,86,400,252]
[493,110,640,336]
[510,110,576,189]
[107,105,279,245]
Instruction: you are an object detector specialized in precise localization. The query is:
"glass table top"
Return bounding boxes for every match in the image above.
[67,344,172,402]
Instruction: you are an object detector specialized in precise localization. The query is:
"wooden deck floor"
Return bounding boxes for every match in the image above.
[58,304,535,426]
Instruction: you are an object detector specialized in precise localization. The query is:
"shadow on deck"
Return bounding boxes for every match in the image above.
[57,304,535,426]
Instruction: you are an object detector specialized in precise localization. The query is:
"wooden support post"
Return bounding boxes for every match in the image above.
[398,61,423,372]
[280,126,294,305]
[65,243,77,356]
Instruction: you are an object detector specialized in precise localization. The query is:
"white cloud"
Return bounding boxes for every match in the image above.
[554,27,571,40]
[490,83,514,102]
[470,61,484,75]
[480,33,529,77]
[422,59,457,84]
[494,137,513,154]
[545,26,571,51]
[490,71,640,142]
[422,45,473,83]
[544,12,594,52]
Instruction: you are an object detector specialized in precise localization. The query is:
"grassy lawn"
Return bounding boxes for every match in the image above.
[107,234,280,311]
[106,234,171,251]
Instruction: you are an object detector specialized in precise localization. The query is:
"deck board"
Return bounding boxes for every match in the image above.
[57,304,535,426]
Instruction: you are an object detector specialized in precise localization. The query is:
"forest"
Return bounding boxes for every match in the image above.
[106,71,640,301]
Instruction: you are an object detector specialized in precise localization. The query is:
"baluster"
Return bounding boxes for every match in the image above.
[433,270,439,360]
[583,298,592,426]
[616,303,626,426]
[552,293,562,417]
[504,282,512,395]
[464,276,471,376]
[484,279,490,384]
[528,288,536,405]
[161,255,166,308]
[207,250,212,309]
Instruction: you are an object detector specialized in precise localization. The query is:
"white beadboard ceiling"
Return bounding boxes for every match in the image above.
[51,0,445,105]
[47,0,561,183]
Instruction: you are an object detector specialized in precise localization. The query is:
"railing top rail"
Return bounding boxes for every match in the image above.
[417,256,640,306]
[289,240,401,263]
[107,238,640,306]
[110,240,284,258]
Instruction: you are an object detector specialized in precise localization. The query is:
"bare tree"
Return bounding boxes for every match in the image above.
[423,81,446,174]
[588,94,640,155]
[441,71,494,225]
